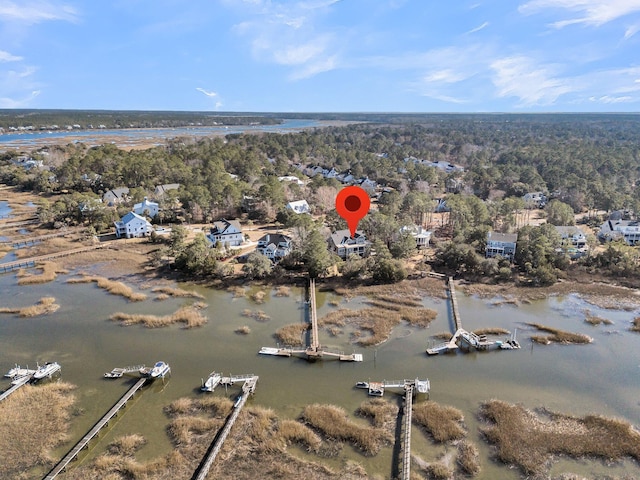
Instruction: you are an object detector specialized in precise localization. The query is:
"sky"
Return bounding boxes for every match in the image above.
[1,0,640,112]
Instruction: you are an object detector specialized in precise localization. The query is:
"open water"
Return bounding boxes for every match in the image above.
[0,264,639,479]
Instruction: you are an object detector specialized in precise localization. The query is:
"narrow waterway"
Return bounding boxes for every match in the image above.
[0,269,639,479]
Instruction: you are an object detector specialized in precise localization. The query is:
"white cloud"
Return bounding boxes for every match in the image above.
[466,21,489,34]
[273,41,327,66]
[519,0,640,28]
[624,23,640,38]
[196,87,218,97]
[424,69,470,84]
[589,95,634,103]
[0,90,40,108]
[0,50,22,62]
[491,55,575,106]
[0,1,79,25]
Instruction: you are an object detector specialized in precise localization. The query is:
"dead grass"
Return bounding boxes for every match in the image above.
[107,434,147,456]
[631,317,640,332]
[277,420,322,453]
[151,286,204,299]
[241,309,271,322]
[67,275,147,301]
[457,440,481,476]
[251,290,266,304]
[431,331,454,341]
[301,404,391,456]
[0,382,76,478]
[413,402,466,443]
[0,296,60,317]
[356,398,398,429]
[275,323,309,346]
[423,462,453,480]
[473,327,510,336]
[110,305,207,328]
[527,323,593,345]
[17,261,68,285]
[274,286,291,297]
[479,399,640,477]
[235,325,251,335]
[228,285,246,298]
[584,314,614,326]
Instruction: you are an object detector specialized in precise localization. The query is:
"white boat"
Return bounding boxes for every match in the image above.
[33,362,61,380]
[5,364,34,378]
[259,347,281,355]
[147,361,170,379]
[355,381,369,389]
[201,371,222,392]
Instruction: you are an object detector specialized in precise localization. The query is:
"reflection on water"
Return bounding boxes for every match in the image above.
[0,273,639,479]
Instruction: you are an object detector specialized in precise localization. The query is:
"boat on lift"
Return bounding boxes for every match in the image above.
[145,361,170,379]
[5,364,35,379]
[201,371,222,392]
[33,362,61,380]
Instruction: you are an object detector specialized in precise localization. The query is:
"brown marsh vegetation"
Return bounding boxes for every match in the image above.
[275,323,309,346]
[67,274,147,301]
[110,304,207,328]
[584,312,614,326]
[356,398,398,429]
[16,261,68,285]
[251,290,267,304]
[479,399,640,477]
[274,285,291,297]
[630,317,640,332]
[234,325,251,334]
[527,323,593,345]
[0,382,76,479]
[0,296,60,317]
[457,440,481,475]
[241,308,271,322]
[473,327,510,336]
[412,402,466,443]
[151,286,204,300]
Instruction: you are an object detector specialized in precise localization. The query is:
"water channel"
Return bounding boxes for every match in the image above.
[1,263,639,479]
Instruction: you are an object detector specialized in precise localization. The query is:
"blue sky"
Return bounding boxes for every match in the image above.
[1,0,640,112]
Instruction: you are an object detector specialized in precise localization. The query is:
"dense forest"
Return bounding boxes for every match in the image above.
[1,114,639,284]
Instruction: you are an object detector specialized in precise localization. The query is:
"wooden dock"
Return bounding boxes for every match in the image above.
[399,383,414,480]
[0,244,107,273]
[0,374,32,402]
[259,278,363,362]
[447,276,461,331]
[192,376,258,480]
[43,377,147,480]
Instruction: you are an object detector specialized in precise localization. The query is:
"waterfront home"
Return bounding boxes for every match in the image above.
[103,187,130,206]
[114,211,152,238]
[256,233,292,261]
[206,219,243,247]
[401,225,432,248]
[555,226,587,249]
[523,191,547,208]
[329,229,370,259]
[485,231,518,260]
[286,200,310,214]
[133,197,159,218]
[599,219,640,246]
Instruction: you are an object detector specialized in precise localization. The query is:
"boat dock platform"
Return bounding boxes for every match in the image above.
[43,377,148,480]
[104,364,146,378]
[426,277,521,355]
[259,278,363,362]
[355,378,430,398]
[192,375,259,480]
[0,374,34,402]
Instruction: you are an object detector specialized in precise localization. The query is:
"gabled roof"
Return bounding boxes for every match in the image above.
[120,211,149,225]
[487,231,518,243]
[258,233,291,245]
[211,219,242,235]
[330,229,367,247]
[286,200,310,214]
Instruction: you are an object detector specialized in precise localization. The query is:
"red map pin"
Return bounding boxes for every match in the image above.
[335,186,370,238]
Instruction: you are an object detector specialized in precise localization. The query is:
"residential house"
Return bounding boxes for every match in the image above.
[103,187,130,206]
[358,177,377,193]
[599,220,640,246]
[154,183,180,197]
[256,233,292,261]
[278,175,305,186]
[286,200,310,214]
[401,225,432,248]
[133,197,159,218]
[555,226,587,249]
[78,198,103,215]
[329,229,370,259]
[523,192,547,208]
[206,219,243,247]
[114,211,152,238]
[485,231,518,260]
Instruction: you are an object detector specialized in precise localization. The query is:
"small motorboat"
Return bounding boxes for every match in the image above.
[33,362,61,380]
[146,361,170,379]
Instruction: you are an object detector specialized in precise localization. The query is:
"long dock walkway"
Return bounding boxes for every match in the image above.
[43,377,147,480]
[447,276,461,331]
[259,278,363,362]
[400,384,414,480]
[0,374,32,402]
[0,244,107,273]
[192,376,259,480]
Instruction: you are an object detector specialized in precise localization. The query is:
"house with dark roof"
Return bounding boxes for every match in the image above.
[329,229,370,259]
[103,187,130,206]
[206,219,243,247]
[485,231,518,260]
[256,233,292,261]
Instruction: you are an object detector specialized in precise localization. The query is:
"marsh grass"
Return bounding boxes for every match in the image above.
[110,305,207,328]
[527,323,593,344]
[584,315,614,326]
[631,317,640,332]
[473,327,510,336]
[107,434,146,456]
[228,285,246,298]
[277,420,322,452]
[251,290,266,304]
[0,382,75,477]
[151,286,204,299]
[356,398,398,429]
[431,331,453,341]
[479,399,640,476]
[242,309,271,322]
[412,402,466,443]
[17,261,68,285]
[301,404,390,456]
[275,323,309,346]
[67,275,146,301]
[235,325,251,335]
[0,296,60,317]
[457,440,480,475]
[424,462,453,480]
[274,286,291,297]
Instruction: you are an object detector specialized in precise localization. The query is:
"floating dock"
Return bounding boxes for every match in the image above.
[104,364,146,379]
[355,378,430,398]
[192,375,259,480]
[259,278,363,362]
[43,377,148,479]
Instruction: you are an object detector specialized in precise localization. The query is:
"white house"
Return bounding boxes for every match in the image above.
[133,197,159,218]
[256,233,292,261]
[114,212,152,239]
[599,220,640,246]
[329,229,370,259]
[401,225,432,248]
[103,187,129,206]
[486,231,518,260]
[206,219,243,247]
[278,175,305,186]
[555,226,587,249]
[523,192,547,208]
[286,200,311,214]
